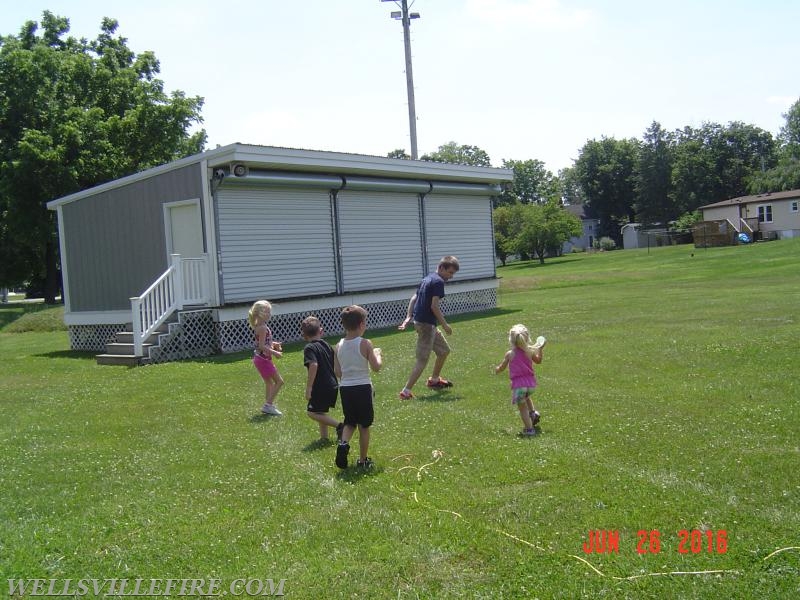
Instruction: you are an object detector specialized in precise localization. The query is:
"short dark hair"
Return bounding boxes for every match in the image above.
[340,305,367,331]
[439,255,460,272]
[300,315,322,337]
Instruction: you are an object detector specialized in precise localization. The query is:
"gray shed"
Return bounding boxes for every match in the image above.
[47,144,513,364]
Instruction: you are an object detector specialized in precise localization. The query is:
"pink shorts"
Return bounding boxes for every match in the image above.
[253,354,278,379]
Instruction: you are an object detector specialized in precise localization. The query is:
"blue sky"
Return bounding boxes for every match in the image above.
[4,0,799,173]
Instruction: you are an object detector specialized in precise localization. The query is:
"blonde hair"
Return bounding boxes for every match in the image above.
[508,323,534,352]
[248,300,272,329]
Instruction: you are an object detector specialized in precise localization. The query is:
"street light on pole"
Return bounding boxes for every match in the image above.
[382,0,420,159]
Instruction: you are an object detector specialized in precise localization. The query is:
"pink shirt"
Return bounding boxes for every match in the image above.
[509,348,537,389]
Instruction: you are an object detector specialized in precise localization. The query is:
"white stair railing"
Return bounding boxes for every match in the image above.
[130,254,184,357]
[130,254,211,357]
[181,254,210,305]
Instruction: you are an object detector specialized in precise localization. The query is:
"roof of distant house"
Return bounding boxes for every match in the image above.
[699,189,800,209]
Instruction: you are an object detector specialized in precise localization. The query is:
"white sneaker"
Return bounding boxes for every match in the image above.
[261,404,282,416]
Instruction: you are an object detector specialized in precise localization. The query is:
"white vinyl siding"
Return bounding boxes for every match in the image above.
[216,187,336,302]
[337,191,424,292]
[424,195,496,278]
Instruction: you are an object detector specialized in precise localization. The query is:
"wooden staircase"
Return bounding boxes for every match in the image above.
[95,321,171,366]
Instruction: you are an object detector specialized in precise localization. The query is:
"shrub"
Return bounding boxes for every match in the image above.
[595,236,617,251]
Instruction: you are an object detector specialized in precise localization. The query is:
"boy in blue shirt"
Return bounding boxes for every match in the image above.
[397,256,459,399]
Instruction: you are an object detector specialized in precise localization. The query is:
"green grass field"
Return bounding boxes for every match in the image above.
[1,240,798,598]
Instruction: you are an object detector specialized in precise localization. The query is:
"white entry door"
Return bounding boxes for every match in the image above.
[165,200,204,257]
[164,199,209,305]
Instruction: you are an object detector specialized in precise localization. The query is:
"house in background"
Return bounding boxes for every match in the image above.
[697,189,800,244]
[47,144,513,365]
[561,204,599,253]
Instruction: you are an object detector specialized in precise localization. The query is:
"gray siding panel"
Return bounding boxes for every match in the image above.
[424,195,496,278]
[337,191,424,292]
[61,164,203,312]
[216,187,336,302]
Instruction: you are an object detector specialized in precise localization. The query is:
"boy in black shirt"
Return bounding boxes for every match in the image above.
[301,316,343,443]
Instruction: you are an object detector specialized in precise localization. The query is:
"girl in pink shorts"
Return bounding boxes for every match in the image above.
[495,324,545,436]
[248,300,284,415]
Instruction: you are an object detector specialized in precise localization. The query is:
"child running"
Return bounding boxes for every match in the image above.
[300,315,343,443]
[334,305,382,469]
[495,324,546,436]
[248,300,284,415]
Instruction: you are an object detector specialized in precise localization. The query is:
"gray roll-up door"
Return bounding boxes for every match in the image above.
[216,187,337,302]
[424,195,496,278]
[337,190,424,292]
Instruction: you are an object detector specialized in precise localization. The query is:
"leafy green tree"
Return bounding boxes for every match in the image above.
[747,98,800,193]
[420,141,492,167]
[635,121,674,226]
[0,12,205,302]
[558,166,585,206]
[515,200,582,264]
[573,137,639,245]
[672,210,702,232]
[387,148,410,159]
[669,128,719,214]
[492,203,523,265]
[496,158,560,207]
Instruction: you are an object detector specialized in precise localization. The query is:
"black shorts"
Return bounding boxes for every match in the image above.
[340,384,374,428]
[307,387,338,413]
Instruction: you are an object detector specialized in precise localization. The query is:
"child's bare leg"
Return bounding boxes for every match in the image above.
[518,403,533,429]
[404,357,428,390]
[526,397,535,414]
[307,412,340,438]
[358,425,370,461]
[341,424,356,444]
[266,373,284,404]
[430,351,448,380]
[264,381,274,404]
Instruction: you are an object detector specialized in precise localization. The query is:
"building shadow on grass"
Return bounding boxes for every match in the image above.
[35,350,98,361]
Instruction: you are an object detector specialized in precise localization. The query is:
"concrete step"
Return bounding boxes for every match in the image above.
[96,354,142,367]
[105,342,152,355]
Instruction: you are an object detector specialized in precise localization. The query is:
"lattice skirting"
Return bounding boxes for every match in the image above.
[69,324,127,351]
[217,287,497,353]
[146,310,217,364]
[68,287,497,362]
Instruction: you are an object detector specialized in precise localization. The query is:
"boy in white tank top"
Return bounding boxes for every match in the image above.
[334,305,382,469]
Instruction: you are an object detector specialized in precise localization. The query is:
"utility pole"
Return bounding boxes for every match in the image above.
[383,0,420,159]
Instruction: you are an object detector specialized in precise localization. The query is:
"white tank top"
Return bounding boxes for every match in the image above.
[336,337,371,386]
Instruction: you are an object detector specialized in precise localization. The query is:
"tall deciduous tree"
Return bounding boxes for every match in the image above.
[747,98,800,193]
[635,121,674,226]
[497,158,560,207]
[516,200,582,264]
[420,141,492,167]
[0,12,205,302]
[573,137,638,244]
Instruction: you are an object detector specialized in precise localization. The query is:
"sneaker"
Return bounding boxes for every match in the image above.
[426,377,453,389]
[398,389,414,400]
[335,442,350,469]
[357,457,374,469]
[261,404,282,416]
[522,428,536,437]
[530,410,541,426]
[335,422,345,442]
